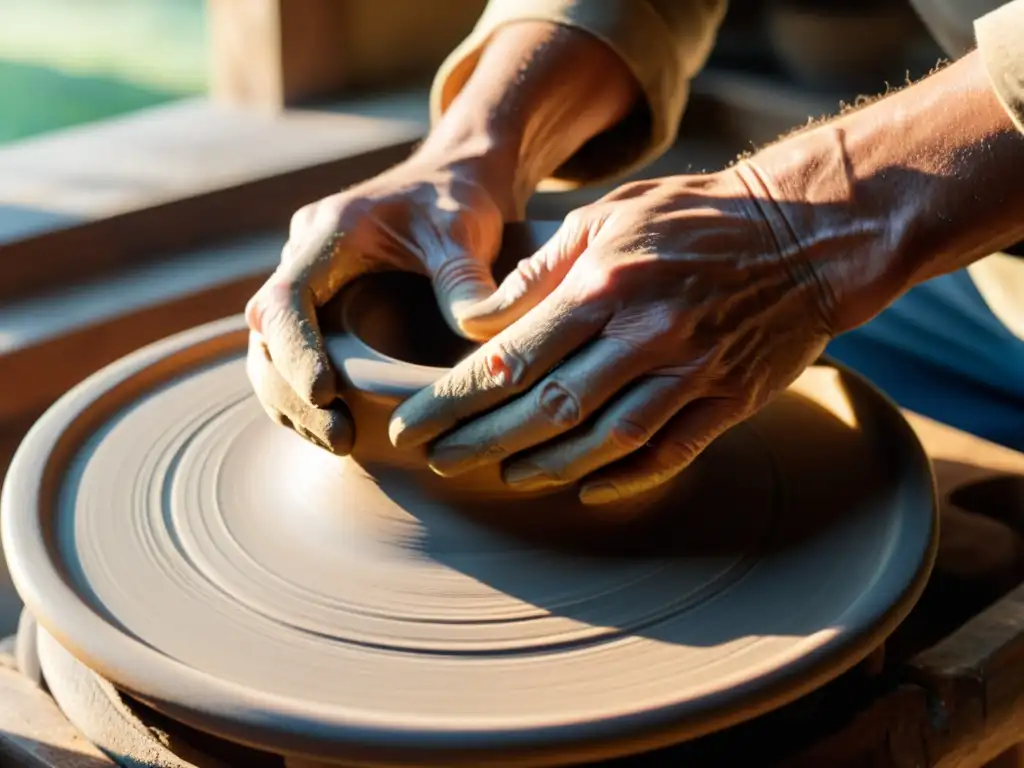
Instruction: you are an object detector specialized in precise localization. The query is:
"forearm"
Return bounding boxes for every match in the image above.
[418,22,639,217]
[427,0,727,193]
[748,51,1024,334]
[840,52,1024,287]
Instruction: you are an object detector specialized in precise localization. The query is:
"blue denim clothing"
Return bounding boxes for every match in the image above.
[827,268,1024,451]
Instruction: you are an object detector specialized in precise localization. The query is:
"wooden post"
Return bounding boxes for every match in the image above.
[206,0,485,109]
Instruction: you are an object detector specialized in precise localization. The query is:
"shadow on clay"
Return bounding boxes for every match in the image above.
[316,229,929,651]
[365,373,907,651]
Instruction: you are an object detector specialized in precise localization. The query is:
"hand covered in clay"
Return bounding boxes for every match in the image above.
[388,167,842,504]
[245,153,512,454]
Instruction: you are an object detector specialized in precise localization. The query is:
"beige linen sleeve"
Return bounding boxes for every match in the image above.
[975,1,1024,134]
[961,3,1024,340]
[431,0,727,188]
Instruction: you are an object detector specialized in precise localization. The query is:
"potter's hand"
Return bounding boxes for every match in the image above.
[244,19,638,454]
[245,153,512,454]
[393,49,1023,497]
[388,168,841,504]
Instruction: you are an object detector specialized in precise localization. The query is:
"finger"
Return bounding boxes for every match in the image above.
[247,271,336,407]
[426,336,657,477]
[456,215,590,339]
[578,397,745,505]
[500,375,694,492]
[246,333,353,454]
[389,286,612,450]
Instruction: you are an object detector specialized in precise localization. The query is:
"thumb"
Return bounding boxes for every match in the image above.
[455,217,589,340]
[429,251,500,342]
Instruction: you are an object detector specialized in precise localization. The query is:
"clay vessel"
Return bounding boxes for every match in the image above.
[316,221,682,550]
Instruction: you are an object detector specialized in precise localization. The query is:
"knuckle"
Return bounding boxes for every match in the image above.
[534,461,569,485]
[604,304,684,356]
[602,180,655,202]
[562,207,588,231]
[261,405,289,429]
[547,468,570,485]
[567,251,616,301]
[513,255,542,285]
[432,256,491,299]
[254,280,302,338]
[289,203,317,235]
[244,293,262,330]
[561,206,598,239]
[255,295,286,336]
[476,341,527,390]
[536,380,582,429]
[608,418,652,452]
[659,437,701,469]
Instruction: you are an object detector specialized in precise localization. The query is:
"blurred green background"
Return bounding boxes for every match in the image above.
[0,0,207,144]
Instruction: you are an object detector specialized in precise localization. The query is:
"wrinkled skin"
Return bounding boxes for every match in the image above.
[248,46,1024,505]
[245,156,509,455]
[389,166,838,505]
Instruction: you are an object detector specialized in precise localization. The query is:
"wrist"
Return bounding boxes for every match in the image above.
[420,21,638,219]
[740,130,896,336]
[744,51,1024,335]
[415,114,526,221]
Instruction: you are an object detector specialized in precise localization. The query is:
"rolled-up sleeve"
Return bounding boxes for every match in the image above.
[430,0,727,188]
[976,1,1024,134]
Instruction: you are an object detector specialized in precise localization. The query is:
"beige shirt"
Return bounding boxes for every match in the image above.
[430,0,1024,188]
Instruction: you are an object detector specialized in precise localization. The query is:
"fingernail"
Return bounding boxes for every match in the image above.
[388,415,406,446]
[429,443,506,477]
[579,482,621,506]
[428,444,478,476]
[504,462,553,490]
[388,413,429,449]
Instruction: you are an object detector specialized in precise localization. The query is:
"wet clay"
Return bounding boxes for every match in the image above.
[1,226,938,767]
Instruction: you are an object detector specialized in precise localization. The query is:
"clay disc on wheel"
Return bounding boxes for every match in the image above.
[1,316,937,767]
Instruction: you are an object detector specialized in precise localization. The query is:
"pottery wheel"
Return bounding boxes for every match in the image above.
[2,312,937,766]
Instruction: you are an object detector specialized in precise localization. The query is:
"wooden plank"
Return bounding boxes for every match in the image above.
[206,0,483,108]
[833,412,1024,767]
[708,414,1024,768]
[0,233,282,428]
[0,664,115,767]
[206,0,296,108]
[905,580,1024,768]
[905,411,1024,477]
[0,96,426,300]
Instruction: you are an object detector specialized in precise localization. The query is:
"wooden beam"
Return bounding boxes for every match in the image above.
[0,95,426,301]
[206,0,484,109]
